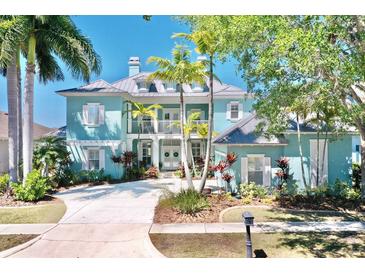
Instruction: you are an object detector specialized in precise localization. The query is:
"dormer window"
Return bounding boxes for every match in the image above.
[137,81,149,92]
[165,82,176,92]
[149,83,157,93]
[191,82,203,92]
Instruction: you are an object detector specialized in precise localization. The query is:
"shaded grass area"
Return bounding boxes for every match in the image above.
[221,206,365,223]
[0,200,66,224]
[0,234,38,252]
[150,232,365,258]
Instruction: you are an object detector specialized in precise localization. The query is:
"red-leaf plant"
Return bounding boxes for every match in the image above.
[275,157,290,190]
[221,172,233,184]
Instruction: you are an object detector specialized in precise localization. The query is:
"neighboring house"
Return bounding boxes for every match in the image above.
[0,111,55,174]
[57,56,360,188]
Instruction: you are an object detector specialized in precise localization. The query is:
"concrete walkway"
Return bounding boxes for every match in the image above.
[0,224,55,235]
[5,179,175,258]
[150,221,365,234]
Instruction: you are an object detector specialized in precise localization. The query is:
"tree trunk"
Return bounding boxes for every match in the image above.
[179,84,193,188]
[321,129,328,185]
[22,34,36,183]
[7,54,18,184]
[296,114,309,193]
[189,140,197,177]
[16,47,22,180]
[359,128,365,198]
[198,55,214,193]
[316,112,320,187]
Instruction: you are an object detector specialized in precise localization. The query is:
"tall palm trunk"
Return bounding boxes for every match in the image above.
[6,53,18,184]
[179,84,193,188]
[189,140,197,177]
[23,33,36,182]
[296,114,309,194]
[199,55,214,193]
[16,47,22,180]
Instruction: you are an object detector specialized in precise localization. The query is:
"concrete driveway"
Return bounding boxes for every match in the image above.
[10,179,174,258]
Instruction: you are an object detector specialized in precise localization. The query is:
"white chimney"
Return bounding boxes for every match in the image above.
[128,56,140,76]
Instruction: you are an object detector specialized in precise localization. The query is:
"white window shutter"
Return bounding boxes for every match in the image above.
[98,105,105,125]
[263,157,271,187]
[127,103,132,133]
[99,149,105,170]
[238,103,243,119]
[226,103,231,120]
[82,147,88,170]
[82,105,89,125]
[241,157,248,183]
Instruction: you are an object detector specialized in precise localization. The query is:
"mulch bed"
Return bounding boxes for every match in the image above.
[0,195,61,208]
[154,195,242,223]
[277,195,365,212]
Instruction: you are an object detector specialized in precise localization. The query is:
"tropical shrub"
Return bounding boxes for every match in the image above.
[12,170,50,202]
[145,165,159,178]
[239,182,268,200]
[33,136,73,187]
[173,189,210,214]
[0,173,10,194]
[74,169,110,184]
[275,157,290,190]
[124,166,145,181]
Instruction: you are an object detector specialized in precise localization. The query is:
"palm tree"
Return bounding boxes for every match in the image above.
[0,16,24,184]
[5,16,102,181]
[172,31,220,193]
[147,45,207,189]
[126,100,162,168]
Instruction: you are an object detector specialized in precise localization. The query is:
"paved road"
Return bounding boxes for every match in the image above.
[10,179,171,258]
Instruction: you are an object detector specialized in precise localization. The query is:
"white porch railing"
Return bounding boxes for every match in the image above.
[128,119,208,134]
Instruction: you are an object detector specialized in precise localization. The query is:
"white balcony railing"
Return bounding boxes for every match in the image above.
[128,120,208,134]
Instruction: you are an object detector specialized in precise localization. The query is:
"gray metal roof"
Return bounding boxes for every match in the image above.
[213,113,288,145]
[56,79,125,94]
[57,71,248,97]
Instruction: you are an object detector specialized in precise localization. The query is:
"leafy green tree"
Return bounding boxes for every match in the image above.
[183,16,365,197]
[172,30,222,193]
[147,45,207,189]
[125,101,162,168]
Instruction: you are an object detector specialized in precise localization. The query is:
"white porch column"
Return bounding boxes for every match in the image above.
[154,108,159,133]
[126,138,133,152]
[152,137,160,168]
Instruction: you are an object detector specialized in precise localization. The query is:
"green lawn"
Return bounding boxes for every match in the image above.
[0,201,66,224]
[150,232,365,258]
[221,206,365,223]
[0,234,38,252]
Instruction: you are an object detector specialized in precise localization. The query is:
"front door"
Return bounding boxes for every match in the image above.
[162,146,180,170]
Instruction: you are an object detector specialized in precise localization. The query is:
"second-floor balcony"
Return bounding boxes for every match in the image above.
[128,120,208,134]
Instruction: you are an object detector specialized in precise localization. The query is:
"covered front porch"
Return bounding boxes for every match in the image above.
[127,136,206,171]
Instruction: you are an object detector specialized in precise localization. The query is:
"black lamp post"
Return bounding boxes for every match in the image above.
[243,211,254,258]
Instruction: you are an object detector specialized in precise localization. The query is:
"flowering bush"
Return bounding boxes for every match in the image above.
[121,151,137,167]
[226,152,237,166]
[221,172,233,184]
[145,165,159,178]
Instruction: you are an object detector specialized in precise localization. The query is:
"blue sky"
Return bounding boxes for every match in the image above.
[0,16,245,128]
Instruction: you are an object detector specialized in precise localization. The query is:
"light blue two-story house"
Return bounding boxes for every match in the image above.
[57,56,360,188]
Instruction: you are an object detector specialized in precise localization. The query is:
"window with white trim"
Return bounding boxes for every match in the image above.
[191,142,201,162]
[141,141,152,166]
[230,102,239,120]
[83,103,104,126]
[88,149,100,170]
[247,156,264,185]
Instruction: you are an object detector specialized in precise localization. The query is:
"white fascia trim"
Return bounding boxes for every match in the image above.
[67,140,123,148]
[247,154,265,157]
[57,92,126,97]
[214,143,288,147]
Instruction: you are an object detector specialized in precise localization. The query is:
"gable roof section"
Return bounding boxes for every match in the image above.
[0,111,54,140]
[213,113,288,145]
[56,79,125,94]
